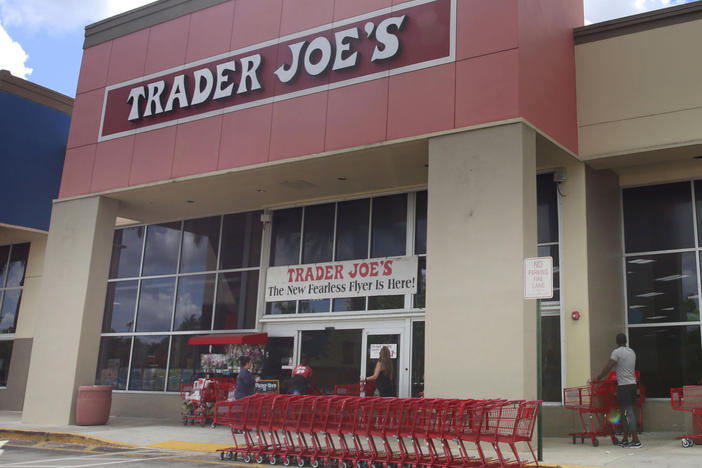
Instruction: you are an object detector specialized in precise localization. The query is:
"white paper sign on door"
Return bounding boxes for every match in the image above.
[369,344,397,359]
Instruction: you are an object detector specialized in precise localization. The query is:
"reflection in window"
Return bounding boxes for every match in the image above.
[102,280,137,333]
[220,212,262,270]
[371,195,407,258]
[623,182,694,253]
[626,252,699,324]
[167,335,205,392]
[629,325,702,398]
[95,336,131,390]
[537,245,560,304]
[270,208,302,266]
[128,335,169,391]
[537,174,558,244]
[541,316,562,401]
[214,271,258,329]
[0,246,9,286]
[266,301,297,315]
[332,297,366,312]
[109,227,144,279]
[336,199,370,261]
[261,337,294,386]
[302,204,334,264]
[0,290,21,334]
[135,277,176,332]
[0,341,13,387]
[299,299,330,314]
[180,217,220,273]
[414,257,426,309]
[415,191,427,255]
[368,295,404,310]
[173,275,215,331]
[142,222,181,276]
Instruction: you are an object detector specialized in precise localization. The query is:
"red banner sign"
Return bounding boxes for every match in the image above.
[99,0,455,141]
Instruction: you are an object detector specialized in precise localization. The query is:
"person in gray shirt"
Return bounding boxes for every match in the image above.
[593,333,641,448]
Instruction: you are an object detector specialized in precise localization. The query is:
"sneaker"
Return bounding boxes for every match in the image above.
[617,439,629,447]
[625,440,642,448]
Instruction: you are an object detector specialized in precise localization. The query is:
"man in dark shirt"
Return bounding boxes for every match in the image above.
[234,356,256,400]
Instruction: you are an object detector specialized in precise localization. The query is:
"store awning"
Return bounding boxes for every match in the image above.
[187,333,268,346]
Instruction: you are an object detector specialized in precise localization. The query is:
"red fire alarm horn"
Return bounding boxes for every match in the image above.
[571,310,581,321]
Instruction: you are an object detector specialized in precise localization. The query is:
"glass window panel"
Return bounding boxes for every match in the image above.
[214,271,258,329]
[180,217,220,273]
[332,297,366,312]
[299,299,330,314]
[167,335,206,392]
[266,301,297,315]
[695,180,702,247]
[261,337,294,384]
[0,290,21,334]
[541,315,562,402]
[368,295,403,310]
[537,245,560,304]
[128,335,169,391]
[135,277,176,332]
[411,321,425,398]
[102,280,138,333]
[109,227,144,279]
[220,211,263,270]
[95,336,131,390]
[414,256,426,309]
[623,182,694,253]
[537,174,558,244]
[6,243,29,287]
[0,341,12,387]
[173,274,215,331]
[630,325,702,398]
[415,191,427,255]
[301,329,362,394]
[142,222,181,276]
[371,195,407,258]
[335,199,370,261]
[626,252,699,324]
[270,208,302,266]
[0,246,9,287]
[302,204,334,264]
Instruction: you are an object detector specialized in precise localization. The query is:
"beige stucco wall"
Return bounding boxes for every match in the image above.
[425,123,537,400]
[23,196,118,424]
[576,19,702,159]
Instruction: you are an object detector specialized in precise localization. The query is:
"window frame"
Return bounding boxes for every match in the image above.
[0,243,29,389]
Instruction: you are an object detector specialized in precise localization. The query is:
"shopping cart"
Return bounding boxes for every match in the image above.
[671,385,702,448]
[180,376,235,426]
[563,381,618,446]
[333,380,376,396]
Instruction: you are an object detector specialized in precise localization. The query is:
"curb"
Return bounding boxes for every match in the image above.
[0,428,136,448]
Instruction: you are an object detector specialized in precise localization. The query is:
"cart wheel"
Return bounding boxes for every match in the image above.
[356,461,363,468]
[310,459,320,468]
[340,461,349,468]
[612,437,619,446]
[256,454,265,464]
[571,436,576,444]
[682,438,695,448]
[244,454,252,463]
[229,452,236,460]
[592,439,599,447]
[221,452,226,460]
[283,456,291,466]
[297,457,306,467]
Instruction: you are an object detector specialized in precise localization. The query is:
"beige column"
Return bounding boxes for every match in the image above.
[425,123,537,400]
[559,164,625,387]
[22,196,118,425]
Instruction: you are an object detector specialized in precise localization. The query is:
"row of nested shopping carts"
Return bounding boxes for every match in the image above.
[214,394,542,468]
[671,384,702,448]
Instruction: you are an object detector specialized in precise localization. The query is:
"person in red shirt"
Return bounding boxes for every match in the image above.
[289,356,312,395]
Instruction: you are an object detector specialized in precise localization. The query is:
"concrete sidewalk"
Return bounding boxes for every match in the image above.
[0,411,699,467]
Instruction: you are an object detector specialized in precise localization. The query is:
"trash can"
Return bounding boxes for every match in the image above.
[75,385,112,425]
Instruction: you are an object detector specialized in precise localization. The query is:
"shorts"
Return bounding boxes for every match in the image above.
[616,384,637,407]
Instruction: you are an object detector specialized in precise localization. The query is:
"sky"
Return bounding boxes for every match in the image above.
[0,0,698,97]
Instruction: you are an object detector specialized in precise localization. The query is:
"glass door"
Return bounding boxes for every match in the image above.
[362,327,407,396]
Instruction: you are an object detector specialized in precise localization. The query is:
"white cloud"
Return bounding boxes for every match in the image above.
[585,0,695,24]
[0,0,155,34]
[0,20,31,78]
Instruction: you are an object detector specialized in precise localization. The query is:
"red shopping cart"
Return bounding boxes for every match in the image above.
[333,380,376,397]
[180,376,235,426]
[671,385,702,448]
[563,380,618,446]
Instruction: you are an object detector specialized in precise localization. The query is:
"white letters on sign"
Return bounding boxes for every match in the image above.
[524,257,553,299]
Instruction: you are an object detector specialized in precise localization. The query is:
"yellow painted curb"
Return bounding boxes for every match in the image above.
[0,428,136,448]
[146,440,230,452]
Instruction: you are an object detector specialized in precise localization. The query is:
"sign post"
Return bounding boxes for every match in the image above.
[524,257,554,463]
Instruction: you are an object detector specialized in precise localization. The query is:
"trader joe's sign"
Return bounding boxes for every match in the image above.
[99,0,455,141]
[266,256,418,302]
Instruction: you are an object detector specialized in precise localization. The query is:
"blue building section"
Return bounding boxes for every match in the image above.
[0,89,71,231]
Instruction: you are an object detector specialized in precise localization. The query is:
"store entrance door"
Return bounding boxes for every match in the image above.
[362,328,406,397]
